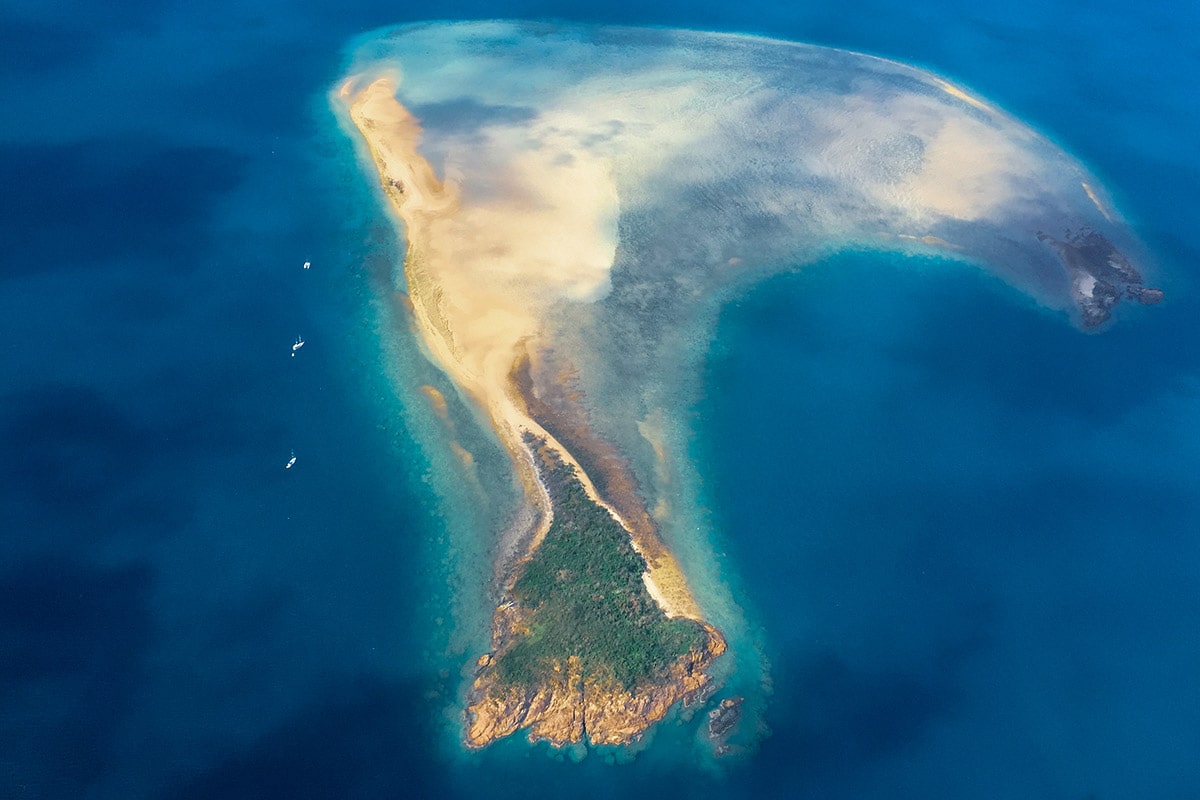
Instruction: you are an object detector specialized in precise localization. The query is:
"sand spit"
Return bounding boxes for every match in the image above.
[338,75,705,622]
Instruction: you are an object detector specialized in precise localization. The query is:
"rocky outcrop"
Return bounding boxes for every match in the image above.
[466,654,586,746]
[707,695,744,756]
[1126,285,1164,305]
[1037,227,1163,328]
[465,622,727,749]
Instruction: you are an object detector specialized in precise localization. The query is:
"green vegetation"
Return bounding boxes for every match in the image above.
[495,461,707,691]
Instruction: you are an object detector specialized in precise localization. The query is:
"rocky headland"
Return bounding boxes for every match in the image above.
[466,622,726,748]
[464,446,727,749]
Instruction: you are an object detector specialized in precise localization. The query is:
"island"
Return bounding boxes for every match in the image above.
[1038,227,1164,328]
[338,68,727,748]
[334,21,1161,752]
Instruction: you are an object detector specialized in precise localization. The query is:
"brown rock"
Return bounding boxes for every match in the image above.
[707,696,744,740]
[464,623,727,749]
[1127,285,1165,305]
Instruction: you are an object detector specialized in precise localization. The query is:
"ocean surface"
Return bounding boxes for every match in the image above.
[1,1,1197,798]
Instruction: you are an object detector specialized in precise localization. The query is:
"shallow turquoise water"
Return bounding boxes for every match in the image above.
[0,0,1196,797]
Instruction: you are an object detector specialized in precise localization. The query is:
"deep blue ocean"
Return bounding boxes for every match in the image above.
[2,1,1197,798]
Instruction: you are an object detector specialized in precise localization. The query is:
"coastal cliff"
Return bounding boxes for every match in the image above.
[466,618,726,748]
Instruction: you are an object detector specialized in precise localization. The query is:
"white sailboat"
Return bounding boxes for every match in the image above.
[302,260,311,270]
[291,336,305,357]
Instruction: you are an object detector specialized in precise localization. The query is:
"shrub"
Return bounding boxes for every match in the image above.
[495,461,707,690]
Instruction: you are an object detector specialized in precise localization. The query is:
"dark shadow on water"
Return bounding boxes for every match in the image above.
[882,263,1200,423]
[1,0,163,73]
[159,676,453,800]
[0,383,159,508]
[781,651,958,764]
[0,556,155,799]
[729,609,991,798]
[0,138,245,278]
[0,382,197,557]
[0,18,106,73]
